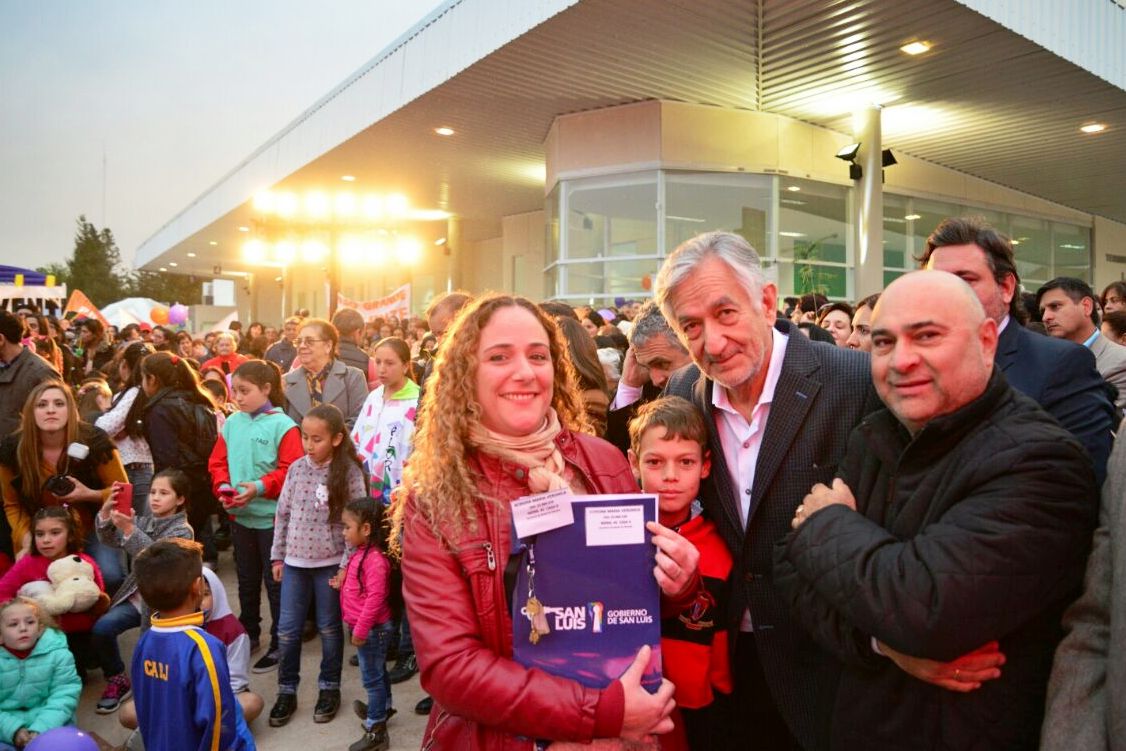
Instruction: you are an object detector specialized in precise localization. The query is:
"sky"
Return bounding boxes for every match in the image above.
[0,1,440,269]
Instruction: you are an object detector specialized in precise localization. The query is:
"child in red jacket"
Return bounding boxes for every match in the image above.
[629,397,733,751]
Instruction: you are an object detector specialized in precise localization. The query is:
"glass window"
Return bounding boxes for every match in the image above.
[1011,216,1052,288]
[546,185,561,266]
[564,172,658,261]
[555,258,662,303]
[776,179,849,299]
[664,172,772,255]
[1052,222,1091,282]
[882,194,910,271]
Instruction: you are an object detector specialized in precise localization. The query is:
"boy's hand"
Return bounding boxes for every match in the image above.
[271,561,284,582]
[646,521,700,600]
[351,633,366,647]
[13,729,30,748]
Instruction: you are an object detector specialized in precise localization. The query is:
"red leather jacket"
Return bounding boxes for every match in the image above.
[402,430,640,750]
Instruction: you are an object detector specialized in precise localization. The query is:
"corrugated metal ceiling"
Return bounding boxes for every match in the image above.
[156,0,1125,271]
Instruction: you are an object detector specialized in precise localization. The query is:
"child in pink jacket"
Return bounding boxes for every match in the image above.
[338,497,393,751]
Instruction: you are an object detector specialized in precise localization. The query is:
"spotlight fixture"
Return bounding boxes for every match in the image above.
[434,127,455,136]
[1080,123,1107,134]
[882,148,897,167]
[900,41,931,55]
[836,143,863,180]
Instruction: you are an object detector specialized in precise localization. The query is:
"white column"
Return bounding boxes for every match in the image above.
[853,105,884,298]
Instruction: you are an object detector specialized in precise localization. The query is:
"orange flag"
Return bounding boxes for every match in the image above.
[64,289,110,327]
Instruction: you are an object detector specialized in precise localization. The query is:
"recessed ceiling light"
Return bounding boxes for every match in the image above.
[1080,123,1107,134]
[341,175,356,182]
[209,241,218,246]
[904,214,921,221]
[169,262,178,267]
[786,186,801,192]
[238,226,250,232]
[434,127,455,136]
[900,41,931,55]
[159,267,167,272]
[434,237,447,246]
[1011,240,1021,246]
[187,252,196,258]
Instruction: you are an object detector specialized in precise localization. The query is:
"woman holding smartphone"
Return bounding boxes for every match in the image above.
[0,379,128,592]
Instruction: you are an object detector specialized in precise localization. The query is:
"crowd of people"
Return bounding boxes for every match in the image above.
[0,214,1124,750]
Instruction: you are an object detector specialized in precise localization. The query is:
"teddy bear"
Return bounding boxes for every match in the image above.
[18,554,109,617]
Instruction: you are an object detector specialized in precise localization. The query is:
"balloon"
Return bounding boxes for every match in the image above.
[150,306,169,325]
[27,727,98,751]
[641,274,652,291]
[169,303,190,325]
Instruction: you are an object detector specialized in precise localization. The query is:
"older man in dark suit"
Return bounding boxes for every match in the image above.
[658,231,881,750]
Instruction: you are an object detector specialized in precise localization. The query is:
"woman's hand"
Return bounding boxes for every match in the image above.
[15,532,31,561]
[645,521,700,600]
[58,475,100,503]
[271,561,284,582]
[110,508,135,537]
[328,569,345,590]
[619,645,675,740]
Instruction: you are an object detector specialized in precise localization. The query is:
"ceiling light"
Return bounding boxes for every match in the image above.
[786,186,801,192]
[434,237,447,246]
[242,239,267,263]
[335,192,357,217]
[434,127,455,136]
[275,192,299,218]
[779,231,806,238]
[274,240,297,265]
[305,191,331,219]
[904,214,921,221]
[300,239,328,263]
[780,199,806,206]
[187,252,196,258]
[395,236,422,264]
[361,195,384,220]
[1080,123,1107,134]
[1011,240,1021,246]
[169,262,178,267]
[238,226,250,232]
[209,241,218,246]
[252,191,275,213]
[341,175,356,182]
[385,193,409,217]
[159,267,167,272]
[900,41,931,55]
[666,215,707,223]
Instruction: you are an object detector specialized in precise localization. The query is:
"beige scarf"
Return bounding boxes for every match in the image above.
[467,409,570,493]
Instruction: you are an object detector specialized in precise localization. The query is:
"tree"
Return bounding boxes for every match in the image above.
[34,262,70,288]
[67,216,131,307]
[132,270,201,305]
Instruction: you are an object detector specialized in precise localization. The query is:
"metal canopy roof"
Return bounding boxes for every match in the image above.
[140,0,1126,276]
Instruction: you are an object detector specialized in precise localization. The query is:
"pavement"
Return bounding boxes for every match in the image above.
[75,547,429,750]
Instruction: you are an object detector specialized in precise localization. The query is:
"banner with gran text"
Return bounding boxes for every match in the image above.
[336,284,411,322]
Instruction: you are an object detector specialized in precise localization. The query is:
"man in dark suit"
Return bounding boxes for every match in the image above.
[657,231,881,750]
[922,216,1115,484]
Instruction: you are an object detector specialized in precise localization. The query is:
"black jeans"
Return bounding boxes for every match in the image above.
[189,490,218,563]
[230,521,281,652]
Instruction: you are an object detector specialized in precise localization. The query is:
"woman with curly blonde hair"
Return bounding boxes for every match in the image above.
[394,293,689,750]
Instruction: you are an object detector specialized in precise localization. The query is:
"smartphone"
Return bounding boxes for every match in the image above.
[218,484,238,505]
[113,483,134,515]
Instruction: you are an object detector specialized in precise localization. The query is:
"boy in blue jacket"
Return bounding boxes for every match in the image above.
[131,539,255,751]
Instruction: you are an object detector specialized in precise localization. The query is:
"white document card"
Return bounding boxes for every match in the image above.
[511,488,574,539]
[585,505,646,546]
